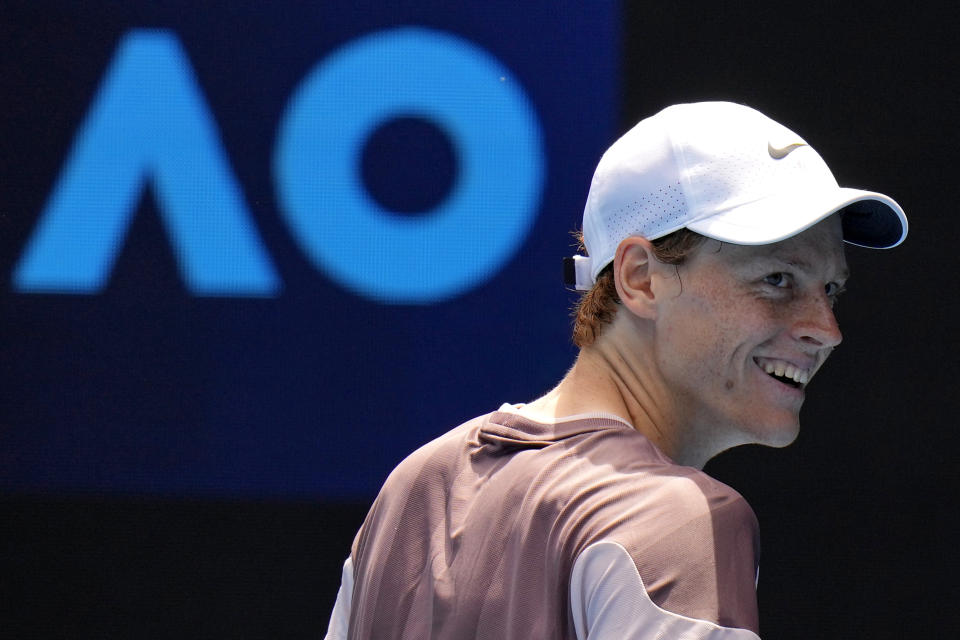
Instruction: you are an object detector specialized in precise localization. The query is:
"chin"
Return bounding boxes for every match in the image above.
[765,429,800,448]
[754,417,801,448]
[732,410,801,449]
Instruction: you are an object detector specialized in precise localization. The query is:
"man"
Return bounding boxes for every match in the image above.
[325,102,907,639]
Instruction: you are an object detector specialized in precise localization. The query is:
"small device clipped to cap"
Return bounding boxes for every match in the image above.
[565,101,908,291]
[562,255,593,291]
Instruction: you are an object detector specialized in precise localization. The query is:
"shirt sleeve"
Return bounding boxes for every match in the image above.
[570,541,761,640]
[323,556,354,640]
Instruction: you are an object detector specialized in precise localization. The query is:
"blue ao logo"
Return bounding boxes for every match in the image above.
[13,27,545,304]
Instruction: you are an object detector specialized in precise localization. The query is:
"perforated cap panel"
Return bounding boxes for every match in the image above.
[597,181,687,261]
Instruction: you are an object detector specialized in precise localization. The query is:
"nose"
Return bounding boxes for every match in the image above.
[791,291,843,349]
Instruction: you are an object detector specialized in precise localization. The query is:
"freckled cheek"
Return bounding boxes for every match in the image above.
[659,294,757,389]
[694,306,765,392]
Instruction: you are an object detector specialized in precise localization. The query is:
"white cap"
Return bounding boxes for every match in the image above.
[569,101,908,290]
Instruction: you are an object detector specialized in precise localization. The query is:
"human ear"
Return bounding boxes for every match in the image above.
[613,236,658,319]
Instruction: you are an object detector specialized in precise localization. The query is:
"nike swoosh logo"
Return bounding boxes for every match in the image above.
[768,141,807,159]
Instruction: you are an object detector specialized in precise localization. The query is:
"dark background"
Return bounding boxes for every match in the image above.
[3,1,958,638]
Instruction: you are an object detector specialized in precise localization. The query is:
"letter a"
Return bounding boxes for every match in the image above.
[13,30,279,296]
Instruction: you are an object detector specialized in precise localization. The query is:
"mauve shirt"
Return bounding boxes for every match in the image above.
[326,406,761,639]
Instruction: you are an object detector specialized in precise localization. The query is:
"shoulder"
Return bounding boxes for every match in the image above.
[609,464,760,575]
[578,466,761,633]
[350,413,485,555]
[644,467,758,538]
[571,445,758,553]
[633,470,760,594]
[379,413,486,486]
[570,540,761,639]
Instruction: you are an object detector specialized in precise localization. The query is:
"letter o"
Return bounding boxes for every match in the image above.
[273,27,545,304]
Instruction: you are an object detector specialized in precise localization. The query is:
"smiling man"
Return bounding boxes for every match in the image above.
[325,102,907,639]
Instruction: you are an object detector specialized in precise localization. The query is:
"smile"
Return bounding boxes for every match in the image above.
[753,357,811,389]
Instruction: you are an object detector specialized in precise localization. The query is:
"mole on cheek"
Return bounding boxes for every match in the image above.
[725,379,734,390]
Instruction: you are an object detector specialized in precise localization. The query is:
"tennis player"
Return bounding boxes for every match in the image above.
[325,101,908,639]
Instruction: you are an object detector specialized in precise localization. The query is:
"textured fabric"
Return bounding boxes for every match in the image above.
[342,407,760,639]
[571,541,760,639]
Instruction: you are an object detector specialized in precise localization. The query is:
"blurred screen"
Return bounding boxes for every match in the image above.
[1,1,619,498]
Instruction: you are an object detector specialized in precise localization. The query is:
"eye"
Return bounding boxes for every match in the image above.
[825,282,846,298]
[763,273,790,288]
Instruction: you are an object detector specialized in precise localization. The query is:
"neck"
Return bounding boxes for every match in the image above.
[521,316,726,469]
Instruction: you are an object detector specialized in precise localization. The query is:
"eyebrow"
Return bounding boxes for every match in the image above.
[774,256,850,281]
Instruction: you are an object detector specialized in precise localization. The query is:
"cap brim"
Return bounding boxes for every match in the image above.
[686,187,907,249]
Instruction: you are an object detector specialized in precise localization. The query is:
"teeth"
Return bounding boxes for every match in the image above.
[760,359,810,385]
